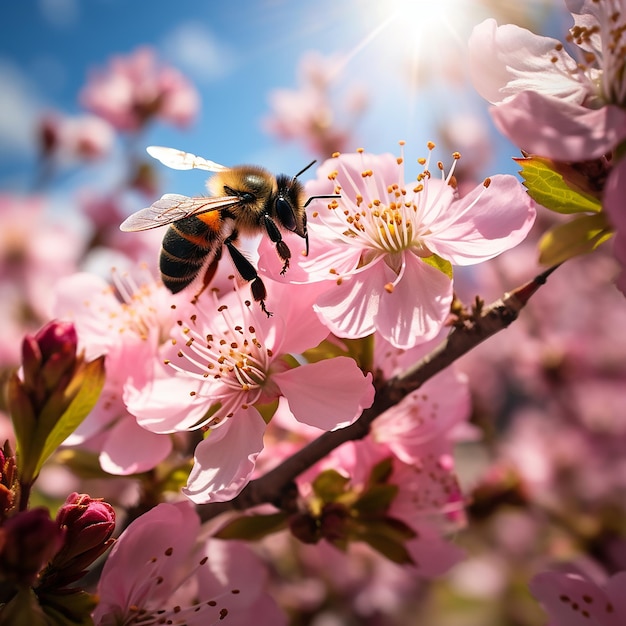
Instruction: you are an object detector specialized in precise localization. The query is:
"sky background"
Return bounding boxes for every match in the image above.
[0,0,566,201]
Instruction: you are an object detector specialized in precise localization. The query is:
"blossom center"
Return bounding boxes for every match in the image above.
[557,0,626,106]
[167,299,272,423]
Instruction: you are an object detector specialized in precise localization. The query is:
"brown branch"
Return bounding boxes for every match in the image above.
[198,265,560,522]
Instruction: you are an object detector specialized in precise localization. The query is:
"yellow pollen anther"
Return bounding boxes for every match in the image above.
[417,157,427,165]
[357,147,364,153]
[427,141,436,150]
[384,283,394,293]
[452,151,461,160]
[332,152,340,158]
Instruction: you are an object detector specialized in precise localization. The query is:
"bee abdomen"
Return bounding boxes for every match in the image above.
[159,217,219,293]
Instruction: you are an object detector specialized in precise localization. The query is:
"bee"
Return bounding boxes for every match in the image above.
[120,146,337,315]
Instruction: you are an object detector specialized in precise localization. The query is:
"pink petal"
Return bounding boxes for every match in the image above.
[273,357,374,430]
[491,91,626,161]
[94,502,199,620]
[468,19,585,106]
[126,366,214,433]
[99,417,172,475]
[404,524,465,577]
[530,571,624,626]
[374,254,453,347]
[183,408,266,503]
[425,174,536,265]
[313,256,394,339]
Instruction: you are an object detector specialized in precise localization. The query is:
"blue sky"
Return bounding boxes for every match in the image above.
[0,0,564,198]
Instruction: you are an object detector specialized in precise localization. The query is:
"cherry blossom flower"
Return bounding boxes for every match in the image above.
[468,6,626,292]
[263,51,367,158]
[80,47,199,132]
[126,280,374,503]
[38,111,115,163]
[53,269,195,475]
[468,6,626,161]
[0,194,82,328]
[530,570,626,626]
[261,146,535,348]
[93,501,286,626]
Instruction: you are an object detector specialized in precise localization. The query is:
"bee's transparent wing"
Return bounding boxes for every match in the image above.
[120,194,240,232]
[146,146,229,172]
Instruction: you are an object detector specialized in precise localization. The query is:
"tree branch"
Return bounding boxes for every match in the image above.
[199,265,559,522]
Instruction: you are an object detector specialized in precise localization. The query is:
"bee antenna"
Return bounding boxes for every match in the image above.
[303,193,341,208]
[293,160,317,180]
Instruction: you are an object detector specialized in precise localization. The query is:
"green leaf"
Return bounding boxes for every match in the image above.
[215,512,289,541]
[37,588,96,626]
[312,469,350,503]
[367,457,394,485]
[355,529,415,565]
[6,373,37,464]
[33,356,106,479]
[0,588,50,626]
[422,253,453,279]
[515,156,602,215]
[538,213,613,265]
[353,484,398,517]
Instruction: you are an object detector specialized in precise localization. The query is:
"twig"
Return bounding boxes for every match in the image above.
[198,265,560,522]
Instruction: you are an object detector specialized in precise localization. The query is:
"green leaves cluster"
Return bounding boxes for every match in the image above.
[217,457,416,565]
[516,156,612,265]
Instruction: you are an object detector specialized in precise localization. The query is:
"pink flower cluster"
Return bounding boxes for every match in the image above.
[80,47,199,132]
[468,0,626,291]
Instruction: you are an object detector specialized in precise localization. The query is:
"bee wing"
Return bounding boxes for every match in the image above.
[146,146,229,172]
[119,193,240,232]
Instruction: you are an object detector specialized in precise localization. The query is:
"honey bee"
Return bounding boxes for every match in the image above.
[120,146,337,315]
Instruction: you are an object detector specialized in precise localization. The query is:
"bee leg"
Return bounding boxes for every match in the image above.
[262,215,291,275]
[223,236,273,317]
[191,249,222,304]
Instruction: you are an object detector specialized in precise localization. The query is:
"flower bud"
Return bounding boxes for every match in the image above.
[7,321,105,492]
[0,508,64,587]
[50,493,115,576]
[32,321,78,396]
[0,441,17,522]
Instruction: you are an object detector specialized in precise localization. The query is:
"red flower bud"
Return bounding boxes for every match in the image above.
[39,493,115,588]
[0,508,64,587]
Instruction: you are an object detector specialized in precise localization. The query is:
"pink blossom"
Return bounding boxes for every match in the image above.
[38,111,115,162]
[0,194,82,325]
[53,269,195,475]
[80,47,199,132]
[263,51,367,158]
[530,570,626,626]
[93,501,286,626]
[261,147,535,348]
[468,9,626,292]
[304,438,466,578]
[126,280,374,503]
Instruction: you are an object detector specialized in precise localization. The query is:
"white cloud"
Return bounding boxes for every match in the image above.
[162,22,237,83]
[0,60,42,159]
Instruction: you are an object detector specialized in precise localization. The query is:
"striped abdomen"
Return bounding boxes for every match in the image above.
[159,215,220,294]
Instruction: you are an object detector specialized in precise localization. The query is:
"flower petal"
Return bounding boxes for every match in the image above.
[468,19,585,106]
[183,407,266,503]
[491,91,626,161]
[313,256,393,339]
[273,356,374,430]
[375,254,453,347]
[99,417,172,475]
[425,174,536,265]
